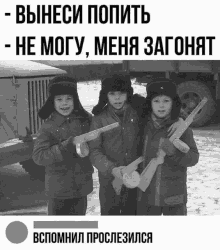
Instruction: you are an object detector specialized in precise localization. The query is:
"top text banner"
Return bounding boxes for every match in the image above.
[0,0,219,60]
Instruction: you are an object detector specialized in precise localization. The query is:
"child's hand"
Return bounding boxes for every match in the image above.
[61,136,77,155]
[173,139,190,154]
[167,118,184,137]
[112,166,125,179]
[161,138,176,156]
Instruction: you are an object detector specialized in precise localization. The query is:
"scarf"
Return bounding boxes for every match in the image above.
[109,103,128,122]
[151,113,171,130]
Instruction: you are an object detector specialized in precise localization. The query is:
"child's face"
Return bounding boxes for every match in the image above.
[54,94,74,116]
[151,95,172,118]
[107,91,127,110]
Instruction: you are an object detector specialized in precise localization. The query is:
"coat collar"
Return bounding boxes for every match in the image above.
[107,103,132,122]
[147,115,179,131]
[50,111,78,127]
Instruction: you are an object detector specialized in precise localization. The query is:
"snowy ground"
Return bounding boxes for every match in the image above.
[187,131,220,215]
[0,83,220,215]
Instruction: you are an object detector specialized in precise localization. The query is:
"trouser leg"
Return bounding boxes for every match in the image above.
[47,196,88,215]
[120,187,138,215]
[162,204,187,216]
[99,183,121,215]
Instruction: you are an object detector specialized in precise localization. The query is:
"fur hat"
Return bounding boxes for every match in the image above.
[38,75,88,120]
[146,78,178,100]
[92,73,133,115]
[143,78,182,119]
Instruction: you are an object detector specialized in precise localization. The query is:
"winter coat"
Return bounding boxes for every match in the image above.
[32,111,94,199]
[89,104,142,188]
[138,117,199,208]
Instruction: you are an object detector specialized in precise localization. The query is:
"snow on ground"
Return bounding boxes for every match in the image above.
[187,132,220,215]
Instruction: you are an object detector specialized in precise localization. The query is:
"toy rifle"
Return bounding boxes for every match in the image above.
[112,156,143,195]
[138,97,208,192]
[0,122,119,168]
[74,122,119,157]
[122,141,190,189]
[121,97,207,190]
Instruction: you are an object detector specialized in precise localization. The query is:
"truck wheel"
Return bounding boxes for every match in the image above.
[177,81,216,127]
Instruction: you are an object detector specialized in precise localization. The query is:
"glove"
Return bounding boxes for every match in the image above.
[167,118,184,137]
[60,136,77,156]
[161,138,176,156]
[112,166,125,179]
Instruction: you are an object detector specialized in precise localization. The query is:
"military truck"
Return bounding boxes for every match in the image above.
[0,60,66,179]
[122,60,220,127]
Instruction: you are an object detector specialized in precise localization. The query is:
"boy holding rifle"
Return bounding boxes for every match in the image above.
[89,73,143,215]
[137,78,199,216]
[32,75,118,215]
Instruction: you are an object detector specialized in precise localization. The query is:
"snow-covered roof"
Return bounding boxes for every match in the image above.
[33,60,122,66]
[0,61,66,78]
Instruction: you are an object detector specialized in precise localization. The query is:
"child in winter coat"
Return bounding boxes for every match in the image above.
[89,73,144,215]
[32,75,94,215]
[137,78,199,216]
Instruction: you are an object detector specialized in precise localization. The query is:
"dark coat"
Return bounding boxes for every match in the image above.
[89,94,145,179]
[137,118,199,209]
[88,103,143,214]
[89,104,142,183]
[32,111,94,199]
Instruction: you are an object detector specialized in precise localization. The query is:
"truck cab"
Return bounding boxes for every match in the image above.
[0,60,66,179]
[0,60,66,143]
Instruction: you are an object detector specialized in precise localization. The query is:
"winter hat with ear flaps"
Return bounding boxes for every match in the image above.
[92,73,133,115]
[144,78,182,119]
[38,75,86,120]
